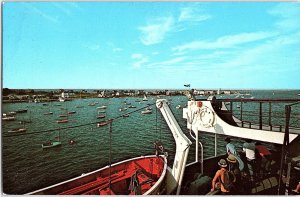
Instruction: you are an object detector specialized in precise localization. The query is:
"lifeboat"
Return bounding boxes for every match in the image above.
[27,155,167,195]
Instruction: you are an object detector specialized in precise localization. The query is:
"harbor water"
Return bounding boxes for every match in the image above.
[2,90,300,194]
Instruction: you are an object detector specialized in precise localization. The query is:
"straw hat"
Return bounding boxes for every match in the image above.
[218,159,227,168]
[227,154,237,163]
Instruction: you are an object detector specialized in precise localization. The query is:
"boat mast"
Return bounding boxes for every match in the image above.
[156,99,192,195]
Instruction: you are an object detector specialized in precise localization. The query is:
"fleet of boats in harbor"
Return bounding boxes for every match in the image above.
[3,92,300,195]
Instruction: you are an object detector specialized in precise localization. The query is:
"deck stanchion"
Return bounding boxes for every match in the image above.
[240,101,243,121]
[269,102,272,130]
[214,133,217,157]
[195,130,199,163]
[278,105,291,195]
[259,102,263,130]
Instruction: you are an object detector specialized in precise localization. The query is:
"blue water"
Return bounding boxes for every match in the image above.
[2,90,300,194]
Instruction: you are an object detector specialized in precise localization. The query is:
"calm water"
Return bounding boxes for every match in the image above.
[2,90,300,194]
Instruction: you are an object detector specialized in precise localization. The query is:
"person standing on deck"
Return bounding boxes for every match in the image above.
[243,139,256,181]
[211,159,231,194]
[255,142,272,173]
[225,137,238,156]
[226,154,240,193]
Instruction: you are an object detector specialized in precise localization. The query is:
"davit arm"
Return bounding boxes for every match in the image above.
[156,99,192,195]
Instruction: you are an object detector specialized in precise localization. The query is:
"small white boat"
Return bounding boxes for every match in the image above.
[97,105,107,109]
[88,103,96,106]
[176,105,181,109]
[96,115,105,119]
[2,116,16,121]
[119,108,127,111]
[128,105,136,108]
[141,109,152,114]
[8,111,17,116]
[97,121,109,127]
[8,128,27,133]
[57,119,68,123]
[122,114,129,117]
[44,112,53,115]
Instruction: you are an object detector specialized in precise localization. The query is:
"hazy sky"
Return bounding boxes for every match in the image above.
[3,2,300,89]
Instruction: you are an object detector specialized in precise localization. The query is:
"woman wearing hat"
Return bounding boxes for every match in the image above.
[211,159,231,194]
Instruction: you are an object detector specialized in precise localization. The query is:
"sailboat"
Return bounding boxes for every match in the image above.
[19,110,32,124]
[44,104,53,115]
[57,104,69,123]
[42,131,62,149]
[142,95,148,101]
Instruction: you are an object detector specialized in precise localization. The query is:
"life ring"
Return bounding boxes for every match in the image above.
[198,106,215,128]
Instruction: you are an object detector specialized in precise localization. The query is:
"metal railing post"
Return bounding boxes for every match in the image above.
[240,101,243,121]
[215,133,217,157]
[259,102,263,130]
[278,105,291,195]
[269,102,272,131]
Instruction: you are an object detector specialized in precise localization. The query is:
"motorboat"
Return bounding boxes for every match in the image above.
[57,119,68,123]
[141,109,152,114]
[8,128,27,133]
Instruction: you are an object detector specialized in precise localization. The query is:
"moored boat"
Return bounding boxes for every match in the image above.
[20,108,28,112]
[96,115,105,119]
[122,114,129,117]
[141,109,152,114]
[42,141,62,149]
[8,128,27,133]
[119,107,127,111]
[57,119,68,123]
[97,105,107,109]
[97,121,109,127]
[2,116,16,121]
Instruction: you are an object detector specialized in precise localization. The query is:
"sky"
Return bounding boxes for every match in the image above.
[3,2,300,90]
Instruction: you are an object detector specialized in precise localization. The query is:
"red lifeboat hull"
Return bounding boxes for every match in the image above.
[28,155,167,195]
